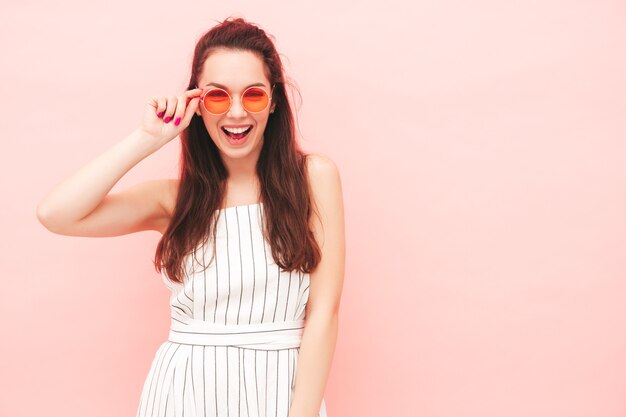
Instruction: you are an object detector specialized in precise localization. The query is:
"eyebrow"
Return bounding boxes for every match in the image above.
[203,82,267,90]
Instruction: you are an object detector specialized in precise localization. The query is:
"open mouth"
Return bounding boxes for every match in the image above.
[221,126,253,140]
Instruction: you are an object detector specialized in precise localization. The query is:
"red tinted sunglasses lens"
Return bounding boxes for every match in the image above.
[242,87,270,112]
[203,89,230,114]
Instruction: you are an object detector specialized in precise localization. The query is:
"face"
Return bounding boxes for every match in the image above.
[195,49,276,164]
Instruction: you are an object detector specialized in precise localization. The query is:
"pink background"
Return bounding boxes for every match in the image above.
[2,1,626,416]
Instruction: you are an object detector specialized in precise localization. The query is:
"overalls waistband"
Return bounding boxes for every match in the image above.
[167,318,305,350]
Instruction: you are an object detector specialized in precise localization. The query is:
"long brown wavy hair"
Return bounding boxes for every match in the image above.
[154,17,322,285]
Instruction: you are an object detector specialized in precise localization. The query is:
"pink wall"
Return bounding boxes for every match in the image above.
[2,1,626,416]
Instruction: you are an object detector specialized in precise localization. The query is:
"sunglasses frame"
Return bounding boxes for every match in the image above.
[194,83,276,115]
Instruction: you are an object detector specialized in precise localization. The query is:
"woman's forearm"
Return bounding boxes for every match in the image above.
[289,311,339,417]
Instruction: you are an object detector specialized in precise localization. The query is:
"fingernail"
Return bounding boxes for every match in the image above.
[164,116,171,123]
[157,111,164,118]
[174,117,181,126]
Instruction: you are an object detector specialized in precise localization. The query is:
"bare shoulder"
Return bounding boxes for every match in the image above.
[305,152,343,221]
[305,152,341,183]
[161,178,180,217]
[147,178,180,235]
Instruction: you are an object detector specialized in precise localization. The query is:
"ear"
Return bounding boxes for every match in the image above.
[270,103,276,114]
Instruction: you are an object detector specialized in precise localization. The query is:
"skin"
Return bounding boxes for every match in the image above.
[194,49,276,204]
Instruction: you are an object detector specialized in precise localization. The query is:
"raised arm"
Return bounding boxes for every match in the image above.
[36,88,202,237]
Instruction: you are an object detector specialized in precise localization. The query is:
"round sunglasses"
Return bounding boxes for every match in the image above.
[194,84,276,115]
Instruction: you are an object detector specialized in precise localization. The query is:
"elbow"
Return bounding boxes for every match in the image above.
[36,202,51,227]
[306,306,340,323]
[36,203,63,233]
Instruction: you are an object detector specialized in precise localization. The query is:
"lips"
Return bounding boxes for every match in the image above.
[221,125,253,145]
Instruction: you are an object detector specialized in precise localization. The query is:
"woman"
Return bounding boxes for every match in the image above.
[37,17,345,417]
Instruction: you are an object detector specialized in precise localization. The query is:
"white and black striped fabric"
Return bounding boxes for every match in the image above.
[136,202,328,417]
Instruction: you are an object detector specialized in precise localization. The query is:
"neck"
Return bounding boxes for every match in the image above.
[221,152,259,183]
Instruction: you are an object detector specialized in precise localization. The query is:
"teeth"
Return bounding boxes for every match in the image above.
[224,126,251,134]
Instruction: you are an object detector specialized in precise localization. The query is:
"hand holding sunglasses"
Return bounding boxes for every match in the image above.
[140,88,204,146]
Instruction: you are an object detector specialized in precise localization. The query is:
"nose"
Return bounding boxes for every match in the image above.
[227,95,247,118]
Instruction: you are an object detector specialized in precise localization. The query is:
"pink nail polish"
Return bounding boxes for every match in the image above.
[174,117,181,126]
[164,116,171,123]
[157,111,164,118]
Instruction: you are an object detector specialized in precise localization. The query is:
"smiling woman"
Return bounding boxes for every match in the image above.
[36,15,344,417]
